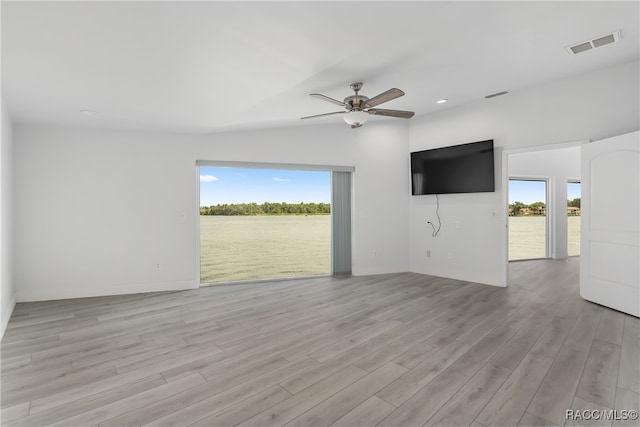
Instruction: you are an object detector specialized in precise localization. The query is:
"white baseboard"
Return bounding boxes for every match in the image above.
[16,280,198,303]
[1,293,17,339]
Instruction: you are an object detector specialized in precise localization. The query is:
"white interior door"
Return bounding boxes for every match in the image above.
[580,131,639,317]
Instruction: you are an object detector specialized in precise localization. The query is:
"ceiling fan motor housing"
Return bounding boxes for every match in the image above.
[344,95,369,110]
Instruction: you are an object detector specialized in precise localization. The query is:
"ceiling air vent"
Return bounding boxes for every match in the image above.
[566,30,621,55]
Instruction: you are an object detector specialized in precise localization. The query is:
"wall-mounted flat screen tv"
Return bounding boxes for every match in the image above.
[411,139,495,195]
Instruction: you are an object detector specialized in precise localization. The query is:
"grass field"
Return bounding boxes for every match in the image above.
[200,215,330,283]
[567,215,580,256]
[200,215,580,282]
[509,215,580,260]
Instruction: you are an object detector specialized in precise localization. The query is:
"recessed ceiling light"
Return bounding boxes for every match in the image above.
[436,99,448,104]
[80,109,97,116]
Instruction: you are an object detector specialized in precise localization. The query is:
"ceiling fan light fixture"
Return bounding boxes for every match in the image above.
[343,110,368,127]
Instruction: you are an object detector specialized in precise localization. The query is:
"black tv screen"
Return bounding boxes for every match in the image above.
[411,140,495,195]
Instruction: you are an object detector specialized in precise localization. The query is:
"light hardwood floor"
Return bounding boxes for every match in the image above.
[1,259,638,426]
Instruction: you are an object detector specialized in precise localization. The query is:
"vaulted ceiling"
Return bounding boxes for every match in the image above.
[2,1,638,134]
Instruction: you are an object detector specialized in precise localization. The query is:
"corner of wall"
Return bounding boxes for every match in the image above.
[1,96,16,339]
[1,294,16,338]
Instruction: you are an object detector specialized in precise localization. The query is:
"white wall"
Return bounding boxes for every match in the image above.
[1,96,16,337]
[409,60,640,286]
[10,60,640,302]
[509,146,581,259]
[13,120,410,301]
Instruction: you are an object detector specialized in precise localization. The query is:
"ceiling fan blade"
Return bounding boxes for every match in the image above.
[310,93,347,107]
[366,108,415,119]
[301,111,345,120]
[364,88,405,107]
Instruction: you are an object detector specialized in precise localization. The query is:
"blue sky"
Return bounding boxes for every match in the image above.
[200,167,331,206]
[509,179,581,204]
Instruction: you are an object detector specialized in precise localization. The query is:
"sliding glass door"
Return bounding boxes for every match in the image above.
[197,162,353,284]
[508,179,548,260]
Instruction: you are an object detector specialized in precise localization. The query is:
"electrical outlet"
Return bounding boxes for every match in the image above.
[426,250,431,258]
[447,252,453,259]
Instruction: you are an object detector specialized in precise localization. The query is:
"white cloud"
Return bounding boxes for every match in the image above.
[200,174,219,182]
[273,177,289,182]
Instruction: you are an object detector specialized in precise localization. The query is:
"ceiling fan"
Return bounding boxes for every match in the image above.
[301,82,415,128]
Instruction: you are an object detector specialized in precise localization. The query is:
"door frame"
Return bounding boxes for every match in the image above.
[500,139,588,285]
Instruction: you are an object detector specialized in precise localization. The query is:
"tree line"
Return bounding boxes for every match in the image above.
[200,202,331,216]
[508,198,580,216]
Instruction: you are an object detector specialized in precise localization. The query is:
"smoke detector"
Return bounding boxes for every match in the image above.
[566,30,621,55]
